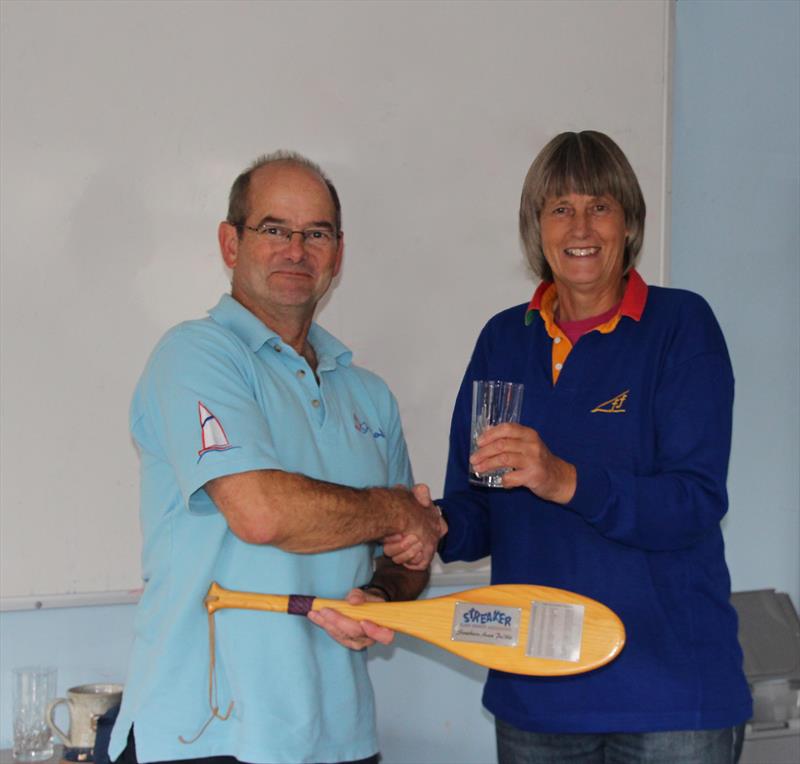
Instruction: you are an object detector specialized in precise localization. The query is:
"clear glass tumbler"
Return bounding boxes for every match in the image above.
[13,666,57,762]
[469,380,524,487]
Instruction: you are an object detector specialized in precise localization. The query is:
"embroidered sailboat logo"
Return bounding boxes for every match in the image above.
[197,402,237,461]
[591,390,629,414]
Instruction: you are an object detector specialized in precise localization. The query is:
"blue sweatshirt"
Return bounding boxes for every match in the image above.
[439,272,752,733]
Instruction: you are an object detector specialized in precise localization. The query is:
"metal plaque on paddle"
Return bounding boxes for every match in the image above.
[451,601,521,646]
[526,601,584,662]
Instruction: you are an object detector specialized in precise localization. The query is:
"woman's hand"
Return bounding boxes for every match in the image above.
[470,423,577,504]
[383,483,447,570]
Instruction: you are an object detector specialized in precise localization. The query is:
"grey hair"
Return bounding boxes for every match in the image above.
[226,150,342,235]
[519,131,646,281]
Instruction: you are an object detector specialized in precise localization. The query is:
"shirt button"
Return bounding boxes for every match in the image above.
[296,369,306,378]
[311,399,320,408]
[274,345,282,353]
[555,363,563,371]
[554,337,561,344]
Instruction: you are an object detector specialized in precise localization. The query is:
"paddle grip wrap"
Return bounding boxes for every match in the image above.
[287,595,316,615]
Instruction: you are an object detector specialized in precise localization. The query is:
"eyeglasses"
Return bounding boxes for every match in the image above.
[243,222,339,251]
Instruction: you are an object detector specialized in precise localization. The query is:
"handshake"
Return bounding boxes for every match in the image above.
[384,484,448,571]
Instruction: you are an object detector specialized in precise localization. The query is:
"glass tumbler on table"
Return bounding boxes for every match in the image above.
[12,666,57,762]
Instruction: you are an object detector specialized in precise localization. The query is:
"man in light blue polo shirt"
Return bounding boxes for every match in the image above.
[109,152,444,764]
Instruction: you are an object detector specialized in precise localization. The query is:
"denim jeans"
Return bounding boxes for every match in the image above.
[496,717,745,764]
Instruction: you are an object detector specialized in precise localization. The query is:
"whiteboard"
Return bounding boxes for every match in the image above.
[0,0,673,605]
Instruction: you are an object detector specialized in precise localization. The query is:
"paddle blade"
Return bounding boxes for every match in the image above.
[266,583,624,677]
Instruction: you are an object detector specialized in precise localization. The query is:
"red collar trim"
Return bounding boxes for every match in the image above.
[525,269,648,325]
[619,269,648,320]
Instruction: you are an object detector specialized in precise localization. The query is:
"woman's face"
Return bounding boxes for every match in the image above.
[539,192,628,300]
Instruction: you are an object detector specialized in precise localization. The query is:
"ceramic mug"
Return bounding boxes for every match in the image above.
[46,683,123,759]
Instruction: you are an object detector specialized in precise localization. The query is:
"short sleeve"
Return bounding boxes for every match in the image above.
[132,323,283,513]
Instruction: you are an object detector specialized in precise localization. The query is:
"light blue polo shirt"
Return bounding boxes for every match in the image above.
[110,294,413,764]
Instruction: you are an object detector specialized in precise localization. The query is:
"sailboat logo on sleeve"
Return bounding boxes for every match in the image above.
[197,402,238,461]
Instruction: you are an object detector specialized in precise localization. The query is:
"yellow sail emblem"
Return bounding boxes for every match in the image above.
[591,390,629,414]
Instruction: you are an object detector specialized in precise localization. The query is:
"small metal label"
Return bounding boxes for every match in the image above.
[526,601,584,662]
[451,601,521,646]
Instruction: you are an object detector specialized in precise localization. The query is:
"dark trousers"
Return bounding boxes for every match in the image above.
[495,718,746,764]
[115,727,380,764]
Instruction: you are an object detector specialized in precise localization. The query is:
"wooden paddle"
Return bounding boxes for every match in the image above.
[205,581,625,676]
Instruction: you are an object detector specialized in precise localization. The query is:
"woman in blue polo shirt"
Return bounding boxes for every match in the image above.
[435,131,751,763]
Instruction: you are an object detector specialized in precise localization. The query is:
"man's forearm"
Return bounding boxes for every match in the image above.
[206,468,434,553]
[363,554,430,602]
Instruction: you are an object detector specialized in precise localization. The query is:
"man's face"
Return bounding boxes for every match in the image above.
[219,162,343,324]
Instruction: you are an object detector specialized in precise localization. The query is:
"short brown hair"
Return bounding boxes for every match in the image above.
[519,131,646,281]
[226,150,342,236]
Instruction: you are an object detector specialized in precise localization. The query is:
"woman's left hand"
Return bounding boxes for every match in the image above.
[470,423,577,504]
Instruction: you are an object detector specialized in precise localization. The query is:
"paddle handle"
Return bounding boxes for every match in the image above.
[205,582,289,614]
[205,581,417,629]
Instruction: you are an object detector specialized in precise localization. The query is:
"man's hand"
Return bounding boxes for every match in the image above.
[470,423,577,503]
[383,483,447,570]
[413,482,433,507]
[306,587,394,650]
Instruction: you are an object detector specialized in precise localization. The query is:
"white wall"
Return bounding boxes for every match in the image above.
[0,0,672,603]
